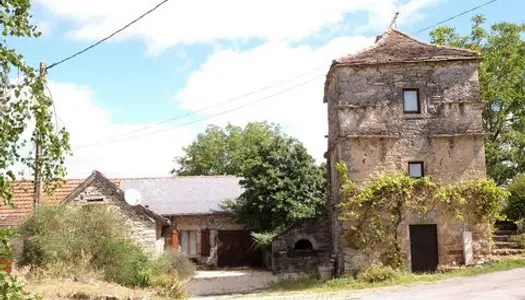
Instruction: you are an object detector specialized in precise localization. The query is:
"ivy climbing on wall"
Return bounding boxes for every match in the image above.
[336,162,508,269]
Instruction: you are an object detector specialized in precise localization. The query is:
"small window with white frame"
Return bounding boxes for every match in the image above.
[403,89,420,113]
[408,161,424,178]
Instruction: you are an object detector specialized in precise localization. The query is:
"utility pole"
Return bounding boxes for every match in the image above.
[33,62,47,208]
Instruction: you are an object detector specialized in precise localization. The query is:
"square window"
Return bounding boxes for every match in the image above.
[403,89,420,113]
[408,162,424,178]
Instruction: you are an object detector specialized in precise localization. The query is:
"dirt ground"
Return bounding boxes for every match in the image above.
[187,268,298,297]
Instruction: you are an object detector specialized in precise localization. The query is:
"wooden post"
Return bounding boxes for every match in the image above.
[33,62,47,208]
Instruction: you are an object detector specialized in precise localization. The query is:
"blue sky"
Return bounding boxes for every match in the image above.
[12,0,524,178]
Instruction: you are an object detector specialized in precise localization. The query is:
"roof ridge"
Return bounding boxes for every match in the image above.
[389,28,480,56]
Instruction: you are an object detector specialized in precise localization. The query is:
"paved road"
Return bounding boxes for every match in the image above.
[195,268,525,300]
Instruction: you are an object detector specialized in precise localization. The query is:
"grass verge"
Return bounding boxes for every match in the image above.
[265,257,525,294]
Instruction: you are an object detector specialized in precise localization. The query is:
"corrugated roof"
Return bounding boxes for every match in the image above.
[335,28,480,65]
[120,176,243,216]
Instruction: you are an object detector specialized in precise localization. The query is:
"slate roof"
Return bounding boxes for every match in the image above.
[120,176,243,216]
[1,174,242,226]
[335,28,481,66]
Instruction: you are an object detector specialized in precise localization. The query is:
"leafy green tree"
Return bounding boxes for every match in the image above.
[222,132,326,231]
[173,122,285,176]
[504,174,525,221]
[430,15,525,185]
[0,0,69,297]
[175,122,327,231]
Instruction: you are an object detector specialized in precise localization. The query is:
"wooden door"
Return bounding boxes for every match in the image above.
[409,224,439,273]
[217,230,262,267]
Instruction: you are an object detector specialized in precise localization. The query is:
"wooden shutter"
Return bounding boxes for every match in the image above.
[201,229,210,256]
[171,229,180,249]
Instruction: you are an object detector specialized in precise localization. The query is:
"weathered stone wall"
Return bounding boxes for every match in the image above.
[271,217,331,274]
[71,177,162,255]
[172,214,245,266]
[326,60,487,273]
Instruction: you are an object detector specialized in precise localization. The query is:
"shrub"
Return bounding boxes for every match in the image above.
[0,271,40,300]
[356,264,398,283]
[512,234,525,249]
[150,273,189,299]
[95,239,151,287]
[150,249,195,281]
[504,174,525,221]
[18,205,148,287]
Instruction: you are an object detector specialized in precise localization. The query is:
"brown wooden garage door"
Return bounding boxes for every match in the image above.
[218,230,262,267]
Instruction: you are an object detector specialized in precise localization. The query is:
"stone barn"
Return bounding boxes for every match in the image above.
[324,28,488,274]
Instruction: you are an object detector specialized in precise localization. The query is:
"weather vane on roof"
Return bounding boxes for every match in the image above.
[389,11,400,29]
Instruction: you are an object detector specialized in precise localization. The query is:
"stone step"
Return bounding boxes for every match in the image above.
[493,241,521,250]
[491,248,525,256]
[494,230,518,236]
[493,235,513,242]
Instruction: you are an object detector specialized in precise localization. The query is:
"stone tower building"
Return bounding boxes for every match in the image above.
[324,29,487,273]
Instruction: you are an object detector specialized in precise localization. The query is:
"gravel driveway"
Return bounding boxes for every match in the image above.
[193,268,525,300]
[187,269,286,297]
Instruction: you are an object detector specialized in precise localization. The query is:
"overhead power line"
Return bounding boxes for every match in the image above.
[416,0,501,34]
[47,0,170,70]
[74,75,322,149]
[69,0,503,149]
[100,65,327,142]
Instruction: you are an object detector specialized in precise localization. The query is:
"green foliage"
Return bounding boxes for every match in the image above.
[337,162,507,269]
[173,122,283,176]
[150,273,189,298]
[0,228,13,260]
[18,205,148,286]
[222,132,326,231]
[0,2,70,297]
[0,271,40,300]
[250,231,278,249]
[150,249,196,281]
[18,205,193,297]
[0,0,70,207]
[356,264,398,283]
[511,234,525,249]
[430,15,525,185]
[503,174,525,221]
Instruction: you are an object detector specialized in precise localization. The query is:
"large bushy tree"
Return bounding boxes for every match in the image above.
[430,15,525,185]
[172,122,282,176]
[174,122,326,231]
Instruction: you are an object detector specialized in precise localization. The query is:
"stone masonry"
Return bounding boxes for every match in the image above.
[172,214,245,267]
[271,217,331,274]
[324,29,488,273]
[69,176,163,255]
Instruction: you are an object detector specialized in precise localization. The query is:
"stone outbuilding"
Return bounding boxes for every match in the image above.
[324,28,488,274]
[1,173,261,267]
[271,217,331,274]
[122,176,263,268]
[0,171,170,256]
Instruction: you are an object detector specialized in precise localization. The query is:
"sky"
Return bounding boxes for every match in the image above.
[9,0,525,178]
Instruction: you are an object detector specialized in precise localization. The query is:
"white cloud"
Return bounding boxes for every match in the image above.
[175,36,374,162]
[35,0,444,53]
[47,82,196,178]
